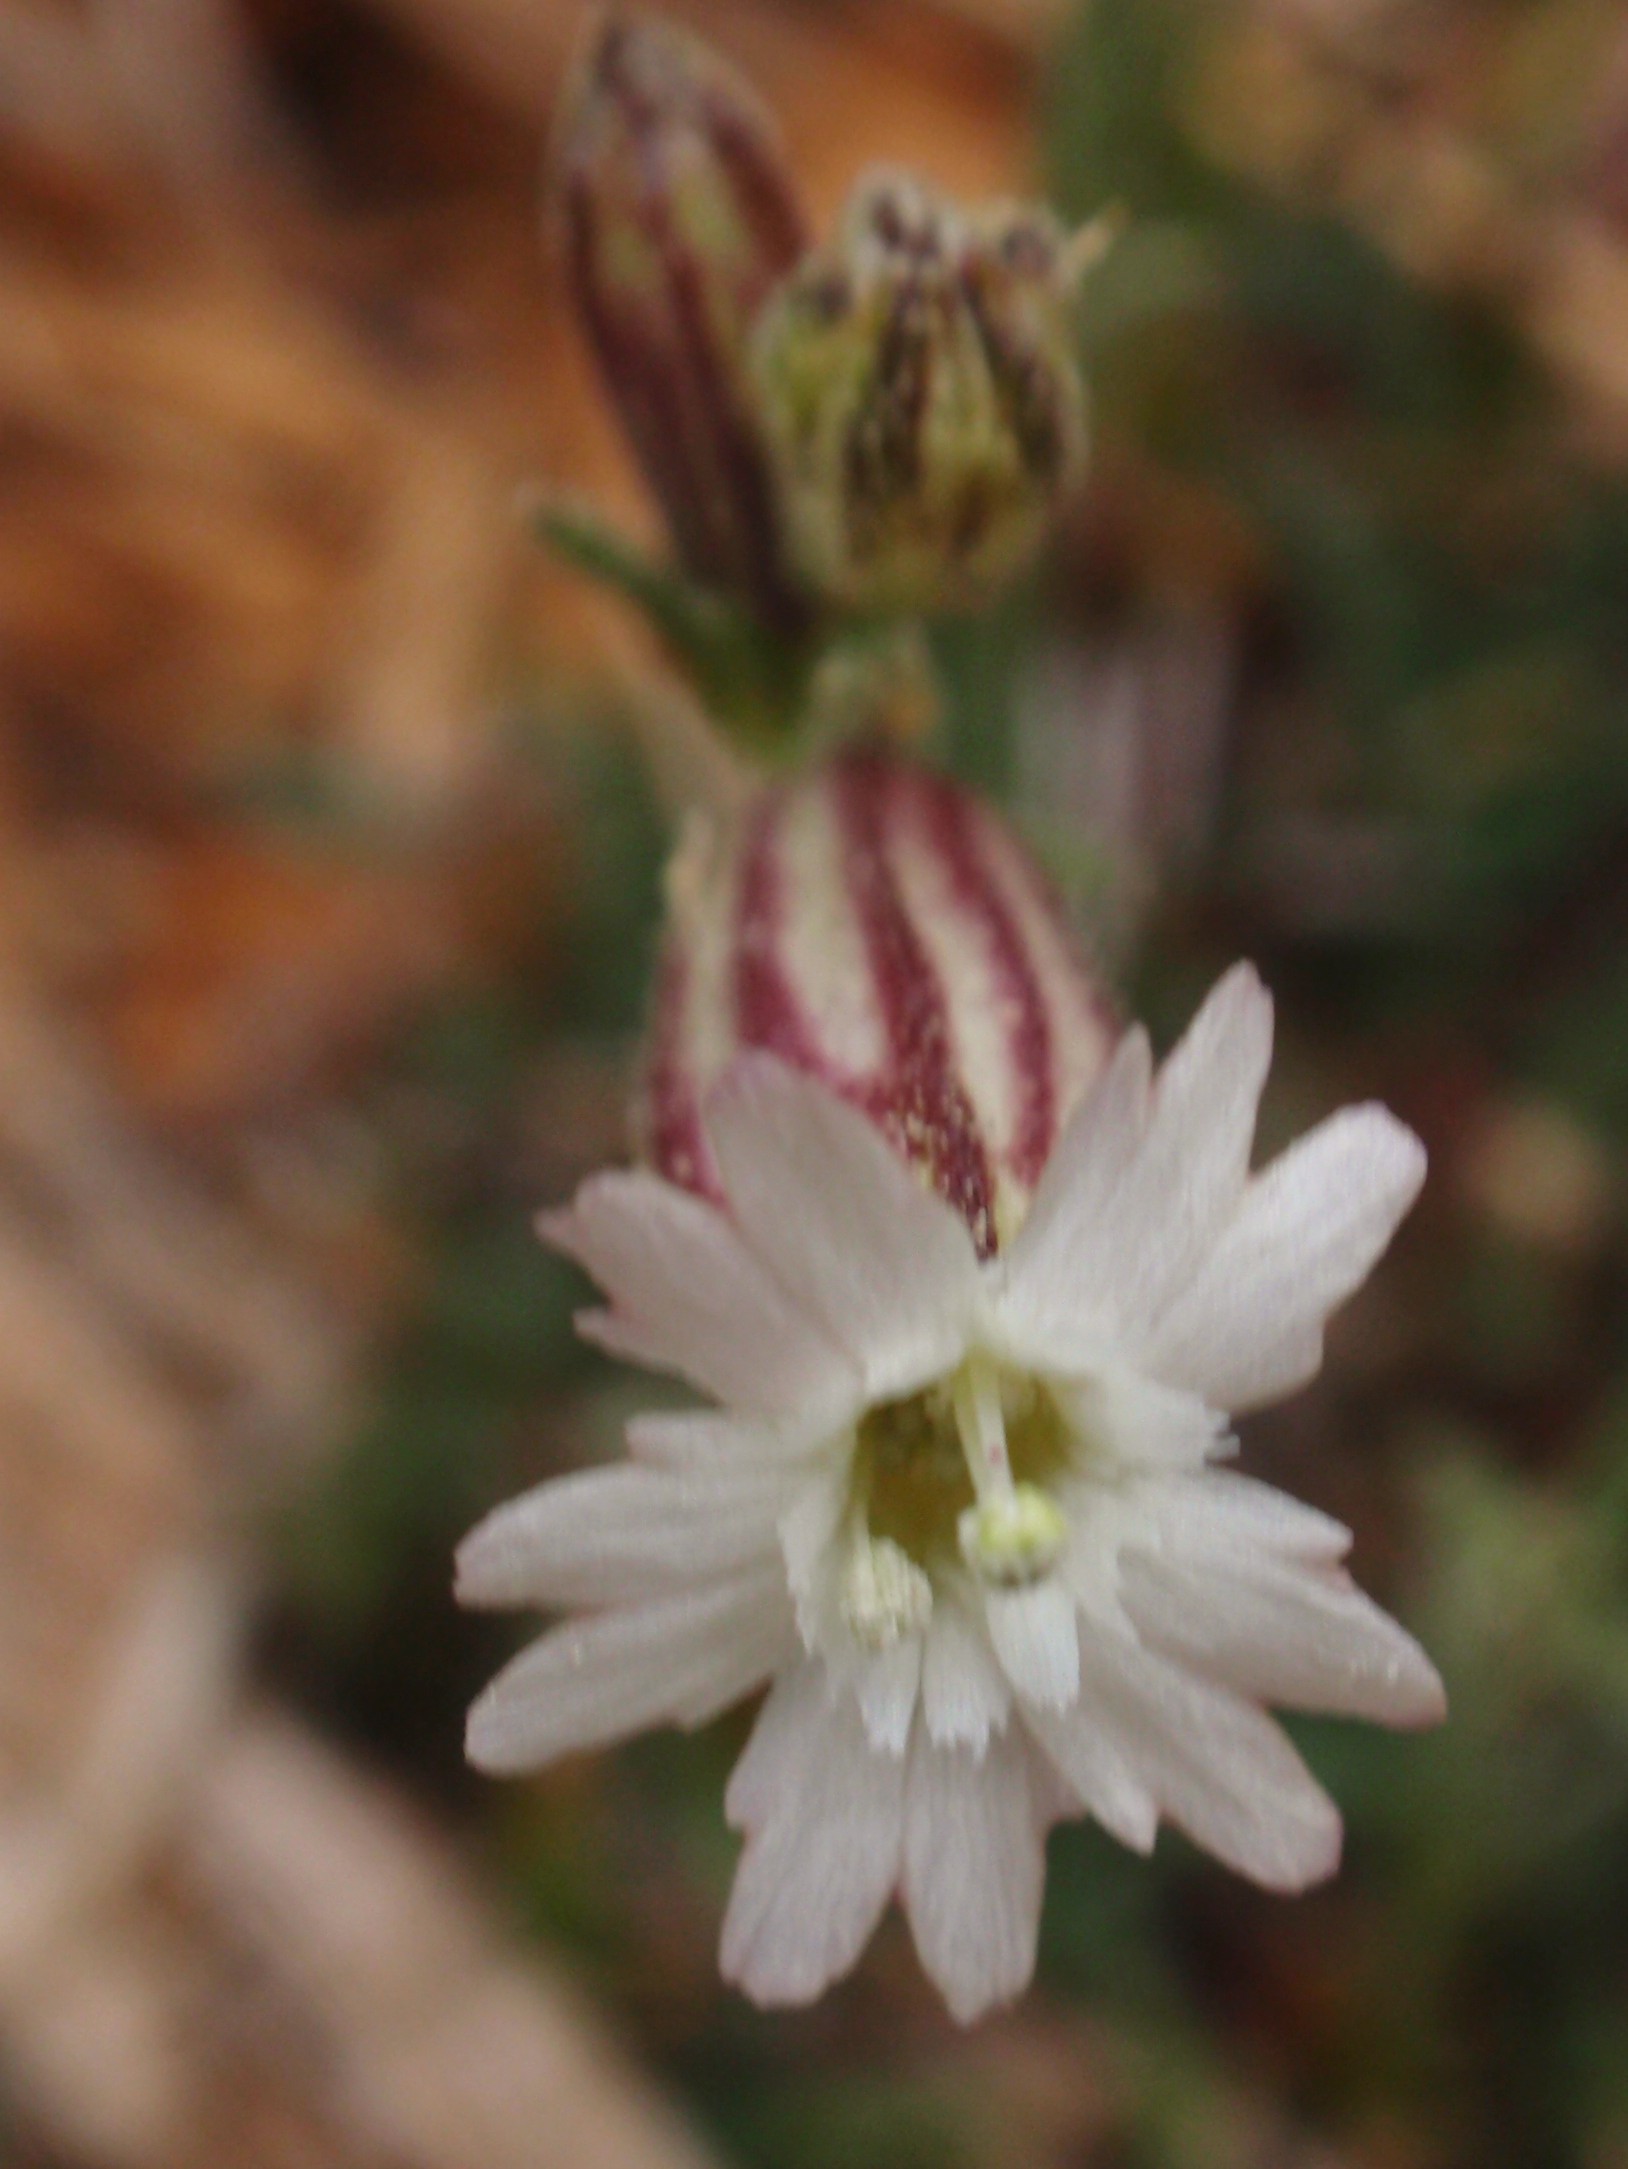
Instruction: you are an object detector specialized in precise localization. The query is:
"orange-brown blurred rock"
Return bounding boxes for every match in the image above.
[102,835,459,1129]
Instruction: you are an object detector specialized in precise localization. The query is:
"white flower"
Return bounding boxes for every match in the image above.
[457,963,1444,2023]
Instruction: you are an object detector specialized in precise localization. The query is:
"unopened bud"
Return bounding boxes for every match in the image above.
[636,746,1114,1257]
[558,14,810,628]
[751,171,1089,615]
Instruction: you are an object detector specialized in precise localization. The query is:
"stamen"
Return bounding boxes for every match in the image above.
[840,1531,934,1651]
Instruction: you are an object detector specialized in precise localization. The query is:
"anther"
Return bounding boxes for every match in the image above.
[840,1532,933,1651]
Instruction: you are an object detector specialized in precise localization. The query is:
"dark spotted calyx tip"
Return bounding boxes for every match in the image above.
[751,172,1089,616]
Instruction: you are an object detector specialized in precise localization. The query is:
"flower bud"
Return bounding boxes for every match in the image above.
[751,171,1089,615]
[636,747,1114,1257]
[558,14,810,628]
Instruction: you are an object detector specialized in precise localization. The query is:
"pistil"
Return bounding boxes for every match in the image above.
[953,1356,1068,1587]
[953,1354,1017,1501]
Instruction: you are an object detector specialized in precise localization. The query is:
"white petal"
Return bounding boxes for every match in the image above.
[724,1657,822,1832]
[1122,1470,1352,1565]
[985,1580,1080,1710]
[1007,1024,1152,1266]
[1054,1369,1229,1471]
[627,1408,828,1468]
[997,966,1274,1368]
[1058,1470,1348,1637]
[1122,1552,1446,1727]
[902,1728,1045,2024]
[1023,1740,1083,1831]
[721,1664,905,2007]
[1024,1705,1157,1853]
[542,1170,857,1419]
[778,1456,852,1605]
[856,1634,924,1755]
[1099,962,1274,1326]
[465,1569,792,1774]
[1142,1103,1426,1412]
[705,1055,980,1398]
[1078,1632,1342,1892]
[922,1595,1012,1754]
[455,1462,788,1610]
[995,1028,1151,1362]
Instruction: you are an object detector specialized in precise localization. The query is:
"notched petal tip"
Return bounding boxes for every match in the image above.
[1116,1793,1159,1857]
[1255,1804,1344,1896]
[570,1302,623,1349]
[939,1969,1030,2029]
[534,1200,581,1258]
[1361,1101,1430,1208]
[463,1685,524,1778]
[1382,1643,1449,1731]
[718,1944,821,2010]
[1152,1764,1344,1897]
[721,1898,878,2012]
[451,1514,510,1611]
[1118,1020,1155,1090]
[1181,957,1273,1060]
[1215,956,1268,1007]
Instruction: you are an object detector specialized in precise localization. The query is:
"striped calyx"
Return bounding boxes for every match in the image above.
[636,748,1114,1256]
[751,171,1089,614]
[558,13,810,631]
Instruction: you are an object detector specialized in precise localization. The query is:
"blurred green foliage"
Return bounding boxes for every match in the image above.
[272,1,1628,2161]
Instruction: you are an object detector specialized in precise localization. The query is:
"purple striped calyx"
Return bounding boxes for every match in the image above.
[637,747,1114,1257]
[559,13,810,631]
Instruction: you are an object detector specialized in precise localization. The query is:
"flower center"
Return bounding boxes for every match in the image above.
[848,1356,1074,1598]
